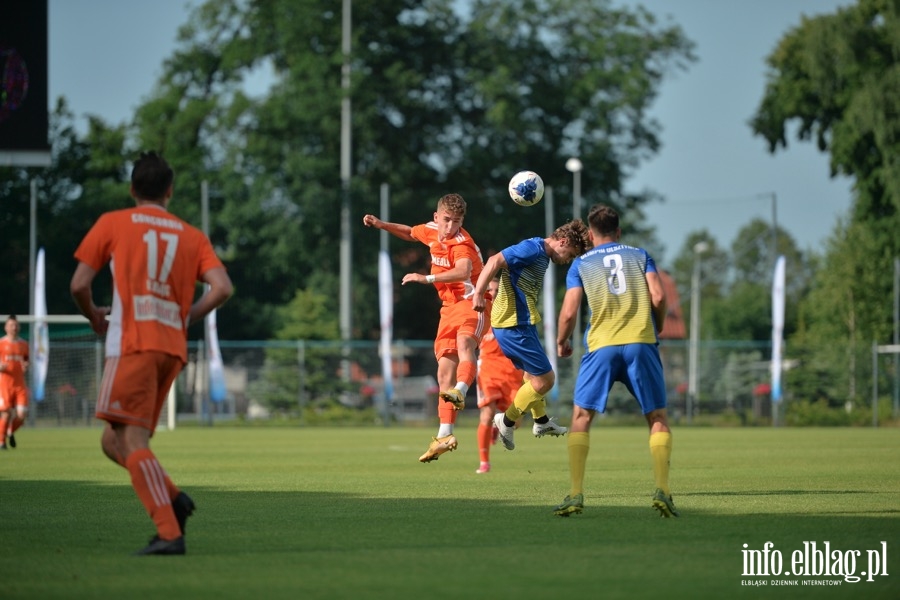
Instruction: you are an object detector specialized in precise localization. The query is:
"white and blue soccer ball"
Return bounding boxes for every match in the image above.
[508,170,545,207]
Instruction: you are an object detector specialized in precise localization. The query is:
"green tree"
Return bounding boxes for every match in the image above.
[751,0,900,405]
[121,0,694,340]
[249,288,349,414]
[668,230,728,323]
[707,219,809,342]
[0,99,130,317]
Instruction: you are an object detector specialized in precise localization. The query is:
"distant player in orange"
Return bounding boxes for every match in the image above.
[363,193,490,463]
[0,314,30,450]
[70,152,233,555]
[475,277,524,474]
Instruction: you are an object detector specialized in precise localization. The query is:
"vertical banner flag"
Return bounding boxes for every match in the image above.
[771,255,786,403]
[205,300,226,403]
[543,262,559,402]
[378,250,394,405]
[32,247,49,401]
[542,188,559,402]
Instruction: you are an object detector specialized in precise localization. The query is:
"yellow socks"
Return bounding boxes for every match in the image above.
[567,432,590,496]
[506,379,543,421]
[649,431,673,495]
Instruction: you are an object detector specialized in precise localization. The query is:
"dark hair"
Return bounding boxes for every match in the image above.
[6,314,17,323]
[131,152,174,201]
[587,204,620,237]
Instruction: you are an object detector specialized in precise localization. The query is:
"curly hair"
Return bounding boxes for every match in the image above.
[552,219,592,256]
[437,193,467,216]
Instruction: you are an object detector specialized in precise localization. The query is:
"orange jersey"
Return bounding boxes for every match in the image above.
[410,223,484,305]
[0,337,29,386]
[74,205,224,363]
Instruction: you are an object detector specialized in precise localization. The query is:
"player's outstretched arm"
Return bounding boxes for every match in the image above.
[362,214,415,242]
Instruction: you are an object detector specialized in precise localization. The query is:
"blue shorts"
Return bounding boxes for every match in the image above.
[493,325,553,377]
[573,344,667,414]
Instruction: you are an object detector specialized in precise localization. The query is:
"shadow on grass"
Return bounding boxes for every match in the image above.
[3,479,899,599]
[685,489,884,496]
[3,478,898,553]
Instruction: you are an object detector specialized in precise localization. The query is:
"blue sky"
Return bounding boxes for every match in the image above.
[48,0,854,265]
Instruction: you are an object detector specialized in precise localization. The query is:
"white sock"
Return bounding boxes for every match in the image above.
[437,424,453,438]
[455,383,469,396]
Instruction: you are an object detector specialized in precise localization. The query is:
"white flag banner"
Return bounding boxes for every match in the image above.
[32,247,49,402]
[771,255,786,403]
[206,303,226,403]
[378,251,394,404]
[543,262,559,402]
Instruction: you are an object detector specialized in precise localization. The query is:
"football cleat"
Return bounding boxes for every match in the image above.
[418,435,458,463]
[533,418,567,438]
[439,388,466,411]
[553,494,584,517]
[652,489,680,518]
[172,492,196,535]
[133,536,186,556]
[493,413,515,450]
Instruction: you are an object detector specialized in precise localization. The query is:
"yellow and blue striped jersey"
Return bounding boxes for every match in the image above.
[567,242,659,351]
[491,237,548,328]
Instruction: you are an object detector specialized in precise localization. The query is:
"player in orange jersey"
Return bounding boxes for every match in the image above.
[363,193,491,463]
[474,277,524,474]
[70,152,233,555]
[0,315,30,450]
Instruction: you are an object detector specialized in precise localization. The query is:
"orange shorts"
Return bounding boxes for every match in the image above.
[476,366,523,411]
[95,352,182,433]
[434,299,491,360]
[0,382,29,411]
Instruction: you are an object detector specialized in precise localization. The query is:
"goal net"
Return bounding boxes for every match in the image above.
[10,315,101,426]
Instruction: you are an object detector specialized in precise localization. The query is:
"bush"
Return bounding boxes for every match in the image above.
[785,399,855,426]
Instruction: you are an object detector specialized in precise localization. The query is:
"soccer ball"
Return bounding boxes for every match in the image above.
[508,170,544,207]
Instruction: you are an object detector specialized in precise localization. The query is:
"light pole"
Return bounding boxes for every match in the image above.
[688,241,708,424]
[565,158,583,364]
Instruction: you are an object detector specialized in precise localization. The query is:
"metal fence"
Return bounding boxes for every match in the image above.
[27,337,897,428]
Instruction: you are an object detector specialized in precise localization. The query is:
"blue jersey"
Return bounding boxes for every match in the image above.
[566,242,659,351]
[491,237,548,328]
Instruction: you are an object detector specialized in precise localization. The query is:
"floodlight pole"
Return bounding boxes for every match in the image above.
[339,0,353,381]
[565,157,583,365]
[29,180,37,321]
[688,241,708,424]
[201,181,212,427]
[894,257,899,417]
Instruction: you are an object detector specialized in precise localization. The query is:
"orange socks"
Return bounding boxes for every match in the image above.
[456,360,476,388]
[125,449,181,540]
[477,423,492,462]
[437,399,458,424]
[0,415,7,444]
[9,414,24,434]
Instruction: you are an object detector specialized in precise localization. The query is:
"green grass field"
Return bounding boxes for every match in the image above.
[1,426,898,599]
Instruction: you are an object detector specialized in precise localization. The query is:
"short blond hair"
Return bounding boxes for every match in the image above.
[437,193,467,216]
